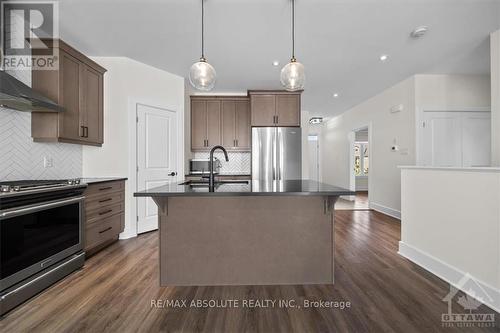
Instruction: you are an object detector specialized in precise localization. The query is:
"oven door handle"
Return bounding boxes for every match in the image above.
[0,196,85,219]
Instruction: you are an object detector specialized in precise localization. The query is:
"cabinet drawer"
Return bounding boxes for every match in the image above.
[85,191,124,212]
[86,201,124,225]
[85,181,124,198]
[85,213,124,250]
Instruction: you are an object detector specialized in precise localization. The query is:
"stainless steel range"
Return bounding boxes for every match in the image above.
[0,179,86,316]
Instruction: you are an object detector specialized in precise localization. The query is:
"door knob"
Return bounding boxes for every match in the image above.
[168,172,177,176]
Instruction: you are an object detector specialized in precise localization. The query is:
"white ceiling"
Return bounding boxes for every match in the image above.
[58,0,500,117]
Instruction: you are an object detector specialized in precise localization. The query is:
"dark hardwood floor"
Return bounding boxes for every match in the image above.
[1,210,498,332]
[336,192,370,210]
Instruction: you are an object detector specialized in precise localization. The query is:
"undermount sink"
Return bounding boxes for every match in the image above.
[179,180,249,187]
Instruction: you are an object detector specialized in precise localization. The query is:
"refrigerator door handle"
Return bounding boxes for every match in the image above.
[272,128,276,181]
[278,129,284,180]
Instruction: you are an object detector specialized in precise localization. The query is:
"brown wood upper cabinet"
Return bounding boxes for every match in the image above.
[249,90,301,127]
[222,99,250,151]
[191,98,221,150]
[31,40,106,146]
[191,96,250,151]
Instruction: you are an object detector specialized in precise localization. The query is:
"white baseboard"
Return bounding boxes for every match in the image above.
[399,241,500,313]
[369,202,401,220]
[119,230,137,240]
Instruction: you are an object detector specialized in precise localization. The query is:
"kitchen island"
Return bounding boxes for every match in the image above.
[134,180,353,286]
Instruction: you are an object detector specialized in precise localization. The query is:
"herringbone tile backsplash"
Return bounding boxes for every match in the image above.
[0,70,82,181]
[193,152,251,174]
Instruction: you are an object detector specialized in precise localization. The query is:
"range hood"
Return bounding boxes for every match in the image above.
[0,70,63,112]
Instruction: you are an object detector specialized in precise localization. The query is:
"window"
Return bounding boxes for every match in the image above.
[354,142,369,176]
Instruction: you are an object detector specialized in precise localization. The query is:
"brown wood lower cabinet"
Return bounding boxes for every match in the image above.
[84,180,125,255]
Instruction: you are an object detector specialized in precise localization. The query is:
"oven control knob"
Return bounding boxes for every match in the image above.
[67,179,75,185]
[0,185,11,192]
[75,179,81,185]
[12,186,21,192]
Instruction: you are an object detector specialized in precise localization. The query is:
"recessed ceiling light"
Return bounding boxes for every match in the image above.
[333,93,339,98]
[380,54,389,62]
[272,60,280,67]
[411,26,428,38]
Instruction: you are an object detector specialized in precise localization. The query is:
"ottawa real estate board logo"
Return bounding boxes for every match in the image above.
[441,273,496,328]
[1,1,59,70]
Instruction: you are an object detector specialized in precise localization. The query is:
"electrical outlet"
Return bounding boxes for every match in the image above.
[43,156,54,168]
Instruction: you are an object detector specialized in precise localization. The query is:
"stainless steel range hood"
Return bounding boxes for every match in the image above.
[0,70,63,112]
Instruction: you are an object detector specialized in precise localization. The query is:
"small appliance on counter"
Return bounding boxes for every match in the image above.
[189,158,221,175]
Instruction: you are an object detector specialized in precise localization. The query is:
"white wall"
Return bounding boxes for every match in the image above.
[415,74,491,110]
[82,57,185,239]
[322,74,491,217]
[399,167,500,312]
[491,30,500,167]
[0,70,82,181]
[322,76,416,218]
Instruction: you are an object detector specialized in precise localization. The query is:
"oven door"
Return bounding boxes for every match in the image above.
[0,195,84,291]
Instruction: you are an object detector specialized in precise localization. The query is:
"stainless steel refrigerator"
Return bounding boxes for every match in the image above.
[252,127,302,181]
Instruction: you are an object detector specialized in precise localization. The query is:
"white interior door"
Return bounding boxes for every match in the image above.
[137,104,178,234]
[422,112,462,167]
[421,111,491,167]
[462,113,491,167]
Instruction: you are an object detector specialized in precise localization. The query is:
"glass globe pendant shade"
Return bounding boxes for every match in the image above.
[280,59,305,91]
[189,58,216,91]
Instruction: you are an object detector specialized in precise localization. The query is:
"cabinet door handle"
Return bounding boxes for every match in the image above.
[236,139,238,147]
[99,209,113,216]
[80,126,85,137]
[99,186,113,191]
[99,198,112,203]
[275,116,279,125]
[98,226,113,234]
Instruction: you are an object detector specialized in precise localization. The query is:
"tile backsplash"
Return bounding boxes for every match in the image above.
[192,152,251,175]
[0,70,82,181]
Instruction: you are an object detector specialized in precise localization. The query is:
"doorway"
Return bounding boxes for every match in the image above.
[337,126,370,210]
[136,103,179,234]
[308,134,319,182]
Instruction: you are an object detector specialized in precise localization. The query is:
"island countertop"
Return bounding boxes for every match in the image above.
[134,179,353,197]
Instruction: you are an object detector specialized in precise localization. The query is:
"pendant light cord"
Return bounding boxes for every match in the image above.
[201,0,205,60]
[291,0,295,60]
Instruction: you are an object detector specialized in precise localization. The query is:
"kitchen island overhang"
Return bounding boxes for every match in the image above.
[134,180,353,286]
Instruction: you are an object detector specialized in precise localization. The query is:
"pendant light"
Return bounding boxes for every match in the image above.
[280,0,305,91]
[189,0,216,91]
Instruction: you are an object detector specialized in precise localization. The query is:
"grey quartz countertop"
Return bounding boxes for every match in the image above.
[134,179,353,197]
[80,177,127,185]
